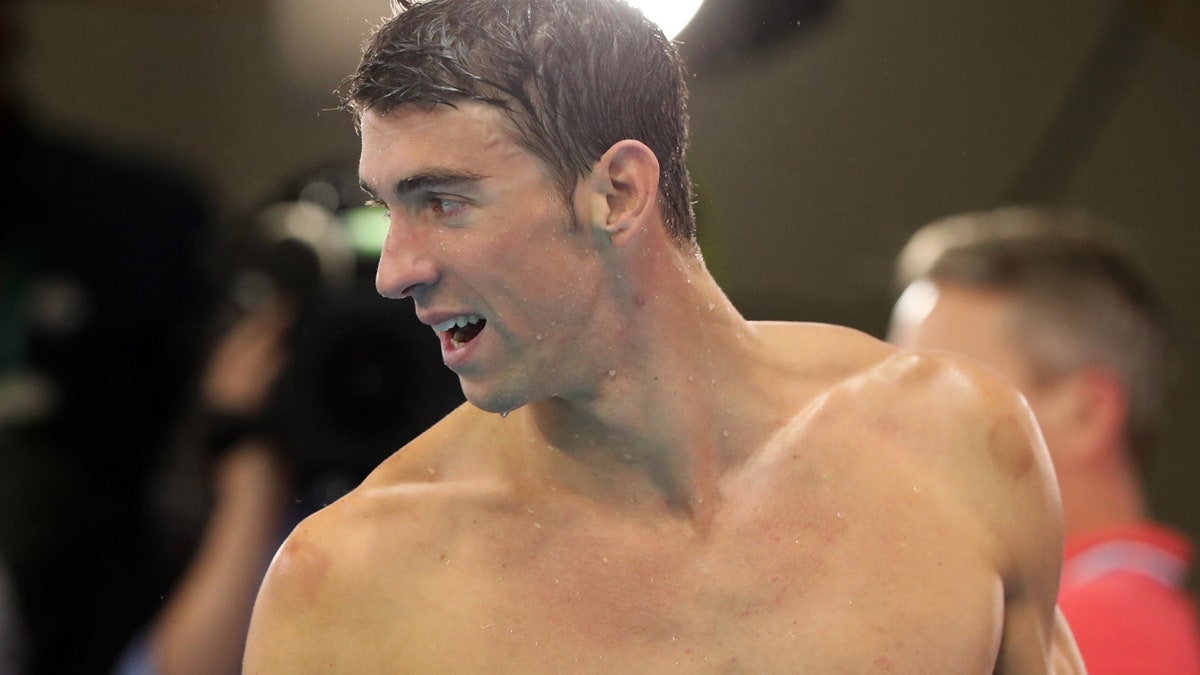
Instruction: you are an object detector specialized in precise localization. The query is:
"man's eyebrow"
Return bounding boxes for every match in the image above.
[361,171,487,201]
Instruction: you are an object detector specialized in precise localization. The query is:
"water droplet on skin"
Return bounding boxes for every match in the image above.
[534,522,542,528]
[536,333,543,341]
[608,369,616,377]
[722,430,730,438]
[708,302,716,311]
[836,512,843,518]
[500,410,509,419]
[602,557,609,564]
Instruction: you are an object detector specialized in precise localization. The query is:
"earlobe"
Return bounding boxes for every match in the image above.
[583,140,661,246]
[1078,365,1128,445]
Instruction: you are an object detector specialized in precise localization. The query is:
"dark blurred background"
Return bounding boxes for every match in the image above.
[0,0,1197,672]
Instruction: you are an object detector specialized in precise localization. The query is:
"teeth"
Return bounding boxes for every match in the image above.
[433,314,482,332]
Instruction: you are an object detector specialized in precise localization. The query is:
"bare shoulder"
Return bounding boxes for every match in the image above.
[242,486,367,672]
[751,320,1050,488]
[748,321,1059,546]
[754,321,1044,463]
[880,347,1058,512]
[842,344,1062,545]
[837,336,1053,487]
[841,345,1082,673]
[739,326,1082,672]
[752,320,894,374]
[822,341,1082,672]
[244,403,508,673]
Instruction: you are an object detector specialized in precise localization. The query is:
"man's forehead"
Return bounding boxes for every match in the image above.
[358,102,547,191]
[359,101,515,141]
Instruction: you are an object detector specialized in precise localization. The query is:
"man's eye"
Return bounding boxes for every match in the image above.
[430,197,466,215]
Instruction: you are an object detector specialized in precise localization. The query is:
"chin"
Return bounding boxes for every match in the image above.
[460,380,531,416]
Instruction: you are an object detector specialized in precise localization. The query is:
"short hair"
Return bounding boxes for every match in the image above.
[341,0,697,245]
[894,206,1171,461]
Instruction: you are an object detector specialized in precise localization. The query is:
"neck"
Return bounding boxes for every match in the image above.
[1059,448,1149,539]
[517,240,767,521]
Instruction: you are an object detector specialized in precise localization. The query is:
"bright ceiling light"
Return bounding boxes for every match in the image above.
[628,0,705,39]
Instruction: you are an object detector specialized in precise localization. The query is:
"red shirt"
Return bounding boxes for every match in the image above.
[1060,523,1200,675]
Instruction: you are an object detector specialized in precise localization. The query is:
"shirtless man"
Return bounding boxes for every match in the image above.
[244,0,1085,671]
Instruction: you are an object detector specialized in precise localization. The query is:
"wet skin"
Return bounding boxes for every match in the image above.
[244,102,1085,674]
[360,103,615,416]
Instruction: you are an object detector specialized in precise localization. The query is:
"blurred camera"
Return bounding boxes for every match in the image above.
[227,188,462,505]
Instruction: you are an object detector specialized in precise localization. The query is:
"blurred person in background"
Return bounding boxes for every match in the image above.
[889,205,1200,674]
[112,294,295,675]
[115,171,463,675]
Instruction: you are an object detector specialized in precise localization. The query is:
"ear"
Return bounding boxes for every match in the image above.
[579,140,661,247]
[1053,365,1129,463]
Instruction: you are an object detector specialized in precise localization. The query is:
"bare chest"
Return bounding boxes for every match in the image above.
[359,478,1002,673]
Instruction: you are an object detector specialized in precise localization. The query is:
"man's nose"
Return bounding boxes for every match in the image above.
[375,222,439,299]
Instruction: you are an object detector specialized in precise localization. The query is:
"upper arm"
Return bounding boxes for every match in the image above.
[995,595,1086,674]
[1049,608,1088,674]
[243,514,343,674]
[883,349,1082,673]
[936,355,1084,674]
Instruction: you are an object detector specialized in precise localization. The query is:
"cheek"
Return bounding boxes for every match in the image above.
[503,244,598,302]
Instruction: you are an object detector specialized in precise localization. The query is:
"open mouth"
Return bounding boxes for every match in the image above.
[434,314,486,347]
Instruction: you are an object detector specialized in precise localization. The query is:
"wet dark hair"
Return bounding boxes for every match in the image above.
[342,0,697,245]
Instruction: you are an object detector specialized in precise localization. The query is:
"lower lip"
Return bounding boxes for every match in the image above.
[440,329,481,370]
